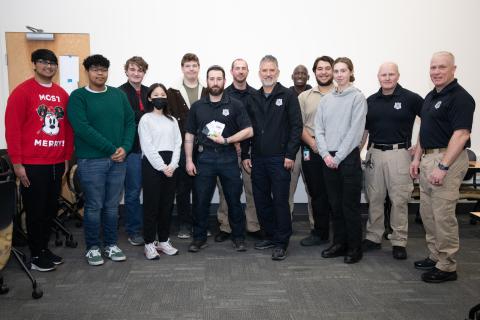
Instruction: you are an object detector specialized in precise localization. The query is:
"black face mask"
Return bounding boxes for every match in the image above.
[151,98,168,110]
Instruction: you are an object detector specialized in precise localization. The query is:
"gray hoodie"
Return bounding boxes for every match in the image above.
[314,85,367,164]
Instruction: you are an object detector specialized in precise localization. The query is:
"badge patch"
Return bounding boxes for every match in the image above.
[434,101,442,109]
[394,102,402,110]
[275,98,283,106]
[222,109,229,116]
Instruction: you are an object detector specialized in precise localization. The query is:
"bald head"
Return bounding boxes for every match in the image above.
[377,62,400,95]
[430,51,456,91]
[292,64,309,88]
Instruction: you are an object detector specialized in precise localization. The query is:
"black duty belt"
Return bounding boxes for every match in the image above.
[198,145,235,153]
[371,142,410,151]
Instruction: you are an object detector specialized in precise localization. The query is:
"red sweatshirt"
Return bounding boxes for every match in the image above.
[5,78,74,164]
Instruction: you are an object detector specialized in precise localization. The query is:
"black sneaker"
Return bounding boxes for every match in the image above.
[300,232,328,246]
[421,267,457,283]
[31,254,56,272]
[392,246,407,260]
[362,239,381,252]
[254,239,275,250]
[271,247,287,261]
[214,231,231,242]
[232,239,247,252]
[44,249,64,265]
[414,257,437,270]
[188,240,208,253]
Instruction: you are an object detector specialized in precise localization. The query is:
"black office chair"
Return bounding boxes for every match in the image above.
[0,151,43,299]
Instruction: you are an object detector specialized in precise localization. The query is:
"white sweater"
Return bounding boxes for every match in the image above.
[138,112,182,171]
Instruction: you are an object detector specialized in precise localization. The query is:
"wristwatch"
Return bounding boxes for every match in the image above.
[438,163,449,171]
[223,137,228,145]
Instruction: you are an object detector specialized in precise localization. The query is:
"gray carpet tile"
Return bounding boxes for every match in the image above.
[0,206,479,320]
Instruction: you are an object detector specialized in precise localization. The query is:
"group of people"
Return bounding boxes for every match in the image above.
[4,48,475,284]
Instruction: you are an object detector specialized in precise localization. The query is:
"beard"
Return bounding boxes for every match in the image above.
[261,78,275,87]
[316,77,333,87]
[208,86,224,96]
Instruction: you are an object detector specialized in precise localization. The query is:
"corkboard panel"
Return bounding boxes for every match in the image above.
[5,32,90,93]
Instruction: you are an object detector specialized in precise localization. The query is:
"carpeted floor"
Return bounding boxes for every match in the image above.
[1,204,479,320]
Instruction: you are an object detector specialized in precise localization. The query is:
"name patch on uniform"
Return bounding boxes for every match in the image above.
[222,109,229,116]
[434,101,442,109]
[275,98,283,106]
[394,102,402,110]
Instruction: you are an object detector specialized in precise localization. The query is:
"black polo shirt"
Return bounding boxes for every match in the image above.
[224,83,256,107]
[420,79,475,149]
[366,84,423,144]
[185,93,251,149]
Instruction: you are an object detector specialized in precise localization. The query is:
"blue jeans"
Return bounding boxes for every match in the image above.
[77,158,126,250]
[251,155,292,249]
[124,152,143,237]
[193,148,245,241]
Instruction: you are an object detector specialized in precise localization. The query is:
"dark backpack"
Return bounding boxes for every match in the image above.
[0,153,16,229]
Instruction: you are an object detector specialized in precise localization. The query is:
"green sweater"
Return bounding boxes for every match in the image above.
[67,86,135,159]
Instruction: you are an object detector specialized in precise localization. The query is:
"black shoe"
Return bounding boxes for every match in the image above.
[414,257,437,270]
[31,254,56,272]
[188,240,208,253]
[392,246,407,260]
[362,239,381,252]
[271,247,287,261]
[44,249,64,265]
[300,232,328,247]
[232,239,247,252]
[255,239,275,250]
[421,267,457,283]
[344,248,363,264]
[214,231,231,242]
[321,244,347,258]
[247,229,265,240]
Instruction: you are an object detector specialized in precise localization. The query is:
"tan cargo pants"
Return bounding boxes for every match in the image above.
[365,147,413,246]
[419,149,468,272]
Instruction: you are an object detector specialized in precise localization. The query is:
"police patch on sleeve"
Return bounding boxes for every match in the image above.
[275,98,283,106]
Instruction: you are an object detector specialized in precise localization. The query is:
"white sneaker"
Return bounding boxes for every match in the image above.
[154,239,179,256]
[144,243,160,260]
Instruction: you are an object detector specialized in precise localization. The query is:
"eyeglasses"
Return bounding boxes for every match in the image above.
[36,59,58,67]
[89,67,108,73]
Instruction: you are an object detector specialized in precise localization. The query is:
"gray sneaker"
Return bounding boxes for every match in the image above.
[85,246,104,266]
[177,226,191,239]
[128,235,144,246]
[104,245,126,262]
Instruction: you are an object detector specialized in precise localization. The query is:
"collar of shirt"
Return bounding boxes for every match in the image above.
[431,78,459,98]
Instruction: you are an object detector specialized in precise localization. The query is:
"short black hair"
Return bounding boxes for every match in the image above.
[31,49,58,64]
[83,54,110,70]
[312,56,334,73]
[206,65,225,79]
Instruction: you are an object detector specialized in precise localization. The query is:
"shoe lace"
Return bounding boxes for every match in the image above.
[87,248,101,258]
[145,243,157,255]
[106,245,122,255]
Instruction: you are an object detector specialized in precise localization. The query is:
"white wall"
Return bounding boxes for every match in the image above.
[1,0,479,202]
